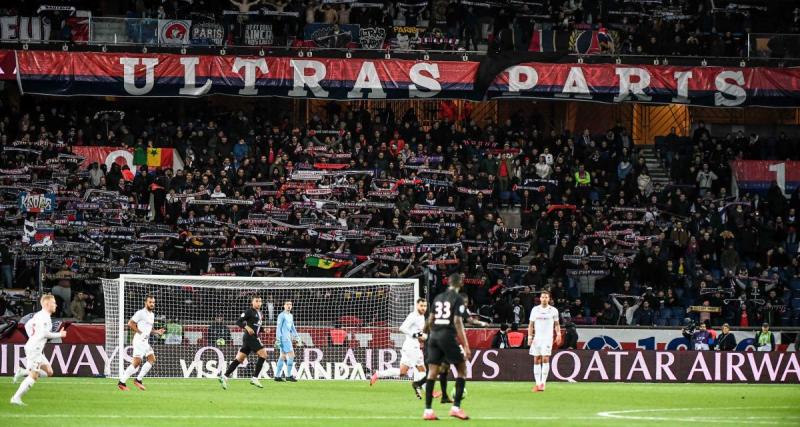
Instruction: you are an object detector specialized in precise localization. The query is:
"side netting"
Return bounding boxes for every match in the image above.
[102,275,418,380]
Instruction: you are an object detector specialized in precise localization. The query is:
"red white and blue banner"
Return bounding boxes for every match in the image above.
[731,160,800,195]
[12,50,800,106]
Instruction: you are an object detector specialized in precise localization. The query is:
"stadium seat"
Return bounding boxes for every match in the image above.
[329,329,348,346]
[507,331,525,348]
[339,316,363,327]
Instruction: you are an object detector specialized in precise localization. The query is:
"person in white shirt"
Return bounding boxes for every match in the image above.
[527,290,561,392]
[10,294,67,406]
[117,295,165,391]
[370,298,429,398]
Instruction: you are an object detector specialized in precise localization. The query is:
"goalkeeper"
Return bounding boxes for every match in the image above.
[275,300,301,382]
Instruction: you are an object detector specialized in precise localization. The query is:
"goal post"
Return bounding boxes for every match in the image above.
[102,275,419,380]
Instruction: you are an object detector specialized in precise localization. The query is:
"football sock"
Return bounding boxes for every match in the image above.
[252,357,266,379]
[286,358,295,377]
[224,359,240,377]
[136,362,153,381]
[425,379,435,409]
[454,378,466,407]
[439,371,449,398]
[120,364,139,384]
[13,376,35,400]
[542,363,550,385]
[534,364,542,386]
[276,358,286,378]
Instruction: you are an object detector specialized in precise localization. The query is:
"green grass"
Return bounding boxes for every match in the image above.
[1,378,799,426]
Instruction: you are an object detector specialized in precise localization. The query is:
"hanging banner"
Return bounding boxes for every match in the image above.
[15,50,800,107]
[0,49,15,80]
[358,27,386,49]
[244,23,273,46]
[190,22,225,46]
[303,23,360,48]
[16,51,476,99]
[71,146,185,171]
[0,16,52,41]
[730,160,800,196]
[158,19,191,45]
[18,192,56,213]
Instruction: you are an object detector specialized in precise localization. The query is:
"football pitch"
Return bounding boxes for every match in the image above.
[1,378,798,426]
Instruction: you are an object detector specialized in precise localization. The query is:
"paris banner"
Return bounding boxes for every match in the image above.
[12,50,800,106]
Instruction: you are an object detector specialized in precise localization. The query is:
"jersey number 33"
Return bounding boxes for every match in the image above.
[434,301,451,325]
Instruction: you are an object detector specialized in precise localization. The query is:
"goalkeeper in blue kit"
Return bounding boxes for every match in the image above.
[275,301,301,382]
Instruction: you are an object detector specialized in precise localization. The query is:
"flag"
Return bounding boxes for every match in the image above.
[305,256,351,269]
[146,148,175,168]
[528,30,571,53]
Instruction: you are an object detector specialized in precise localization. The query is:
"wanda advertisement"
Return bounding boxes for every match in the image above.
[12,50,800,106]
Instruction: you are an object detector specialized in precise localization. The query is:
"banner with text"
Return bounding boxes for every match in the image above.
[1,345,797,383]
[14,50,800,106]
[730,160,800,196]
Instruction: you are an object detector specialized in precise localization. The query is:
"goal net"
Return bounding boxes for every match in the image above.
[102,275,418,380]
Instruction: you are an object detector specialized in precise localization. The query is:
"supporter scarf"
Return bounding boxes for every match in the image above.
[0,167,29,174]
[313,163,349,170]
[237,227,280,236]
[523,179,559,186]
[590,229,634,238]
[3,147,42,155]
[417,168,454,175]
[408,222,440,229]
[407,156,443,164]
[368,189,399,198]
[612,207,651,213]
[457,187,492,195]
[512,184,546,192]
[567,269,609,276]
[427,258,460,266]
[245,182,277,187]
[188,198,254,205]
[487,263,529,272]
[344,259,374,277]
[563,255,607,263]
[610,220,646,226]
[462,139,498,149]
[139,233,180,239]
[370,255,412,263]
[419,178,452,187]
[463,278,485,285]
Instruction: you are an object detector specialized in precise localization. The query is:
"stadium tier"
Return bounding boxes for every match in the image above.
[0,0,799,424]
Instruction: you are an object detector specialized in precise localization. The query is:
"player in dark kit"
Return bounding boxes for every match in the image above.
[422,273,471,420]
[218,295,268,389]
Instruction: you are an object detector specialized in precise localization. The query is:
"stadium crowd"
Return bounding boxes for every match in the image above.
[2,1,800,56]
[1,95,799,330]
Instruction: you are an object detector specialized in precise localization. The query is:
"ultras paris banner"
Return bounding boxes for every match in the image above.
[13,50,800,107]
[1,344,798,383]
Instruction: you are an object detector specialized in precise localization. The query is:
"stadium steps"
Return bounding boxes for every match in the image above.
[637,146,671,188]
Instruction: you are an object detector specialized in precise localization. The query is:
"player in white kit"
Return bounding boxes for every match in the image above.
[10,294,67,406]
[117,295,165,391]
[527,290,561,392]
[370,298,429,398]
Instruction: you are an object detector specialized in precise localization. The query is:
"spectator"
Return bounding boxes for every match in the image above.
[491,323,510,349]
[611,294,642,325]
[715,323,737,351]
[683,321,713,350]
[561,321,578,350]
[755,322,776,351]
[633,300,656,326]
[208,314,233,346]
[70,292,87,321]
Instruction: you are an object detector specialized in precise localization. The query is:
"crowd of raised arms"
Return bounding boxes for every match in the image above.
[2,1,799,56]
[1,97,799,330]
